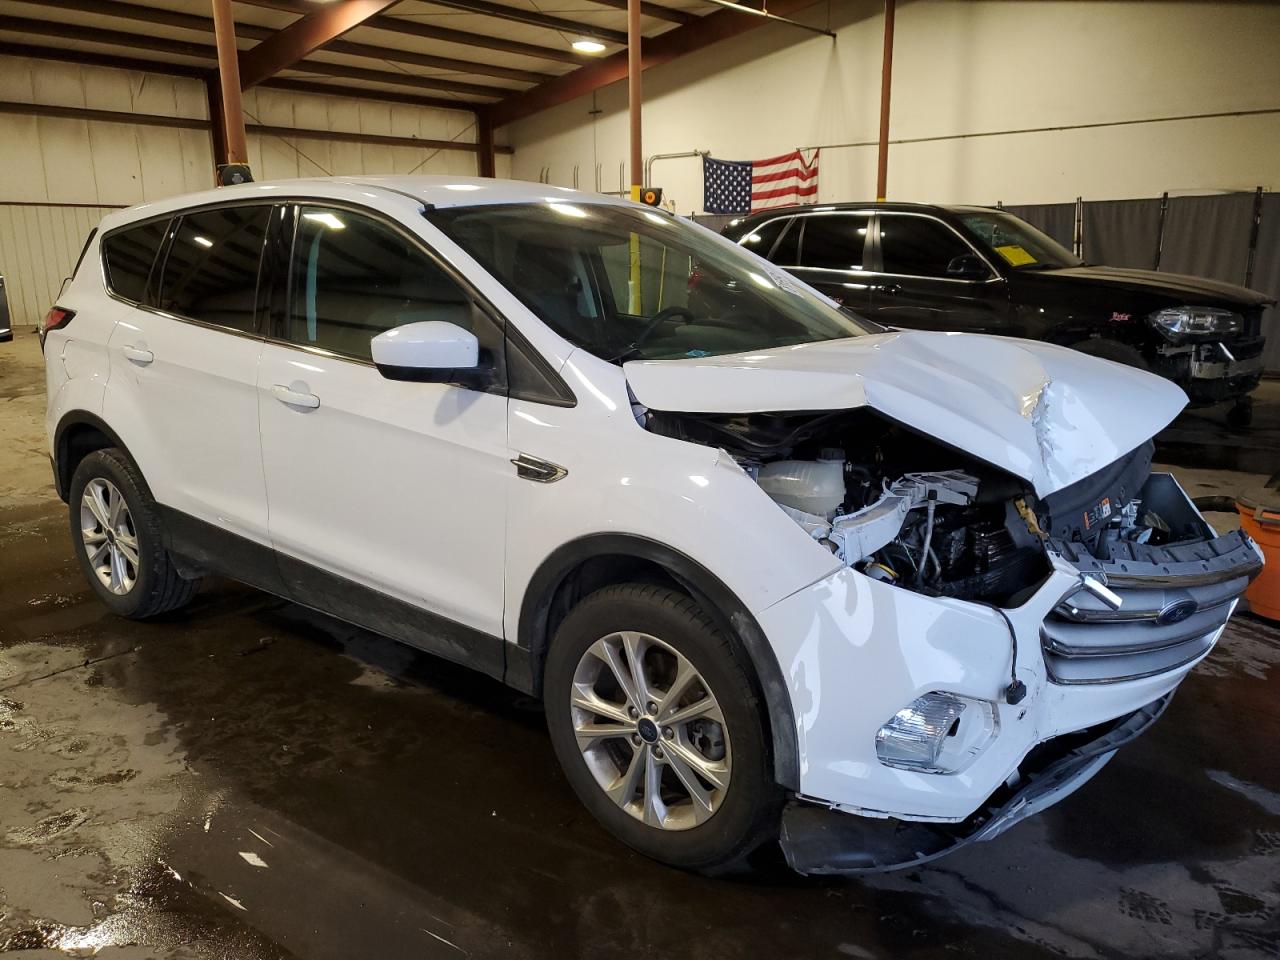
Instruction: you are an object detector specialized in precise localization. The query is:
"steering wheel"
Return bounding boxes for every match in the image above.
[629,305,698,351]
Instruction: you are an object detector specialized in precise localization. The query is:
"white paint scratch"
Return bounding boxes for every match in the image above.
[221,892,247,911]
[239,851,269,868]
[247,828,274,848]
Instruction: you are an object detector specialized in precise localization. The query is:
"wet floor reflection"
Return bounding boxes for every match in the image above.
[2,504,1278,959]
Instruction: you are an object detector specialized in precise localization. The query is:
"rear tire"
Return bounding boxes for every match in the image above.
[544,583,782,873]
[68,448,200,619]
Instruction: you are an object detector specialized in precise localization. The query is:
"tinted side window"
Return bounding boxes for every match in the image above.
[799,215,870,271]
[286,207,474,362]
[879,216,973,278]
[770,218,801,265]
[102,219,169,303]
[158,206,270,331]
[738,218,789,260]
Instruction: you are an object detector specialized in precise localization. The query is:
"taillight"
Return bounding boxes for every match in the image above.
[38,306,75,350]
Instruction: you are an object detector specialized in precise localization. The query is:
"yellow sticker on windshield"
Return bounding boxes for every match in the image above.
[995,244,1037,266]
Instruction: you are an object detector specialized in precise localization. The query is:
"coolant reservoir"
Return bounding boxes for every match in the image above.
[757,455,845,518]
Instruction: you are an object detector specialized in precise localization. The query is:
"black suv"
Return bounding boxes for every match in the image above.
[723,203,1271,425]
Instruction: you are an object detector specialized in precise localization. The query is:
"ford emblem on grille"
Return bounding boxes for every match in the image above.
[1156,598,1198,626]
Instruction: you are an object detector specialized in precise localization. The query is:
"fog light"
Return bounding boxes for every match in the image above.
[876,692,996,774]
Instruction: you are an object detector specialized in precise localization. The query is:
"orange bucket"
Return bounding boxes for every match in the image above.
[1236,500,1280,621]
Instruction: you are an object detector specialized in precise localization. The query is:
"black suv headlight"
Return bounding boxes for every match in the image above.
[1149,306,1242,340]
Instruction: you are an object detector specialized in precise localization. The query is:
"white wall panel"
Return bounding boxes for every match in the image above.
[1,55,484,328]
[507,0,1280,211]
[0,205,113,328]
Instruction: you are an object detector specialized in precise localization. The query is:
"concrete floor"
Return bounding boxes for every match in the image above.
[2,330,1279,959]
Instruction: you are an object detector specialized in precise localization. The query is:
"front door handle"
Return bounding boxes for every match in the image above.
[272,383,320,409]
[122,344,154,364]
[876,283,902,295]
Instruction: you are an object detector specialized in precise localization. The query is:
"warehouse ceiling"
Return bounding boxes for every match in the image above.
[0,0,734,115]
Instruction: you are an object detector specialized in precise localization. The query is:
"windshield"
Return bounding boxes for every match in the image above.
[959,211,1081,270]
[428,202,874,362]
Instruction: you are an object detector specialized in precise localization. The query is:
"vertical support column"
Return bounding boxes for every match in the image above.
[206,78,229,173]
[1244,185,1264,288]
[1153,191,1170,270]
[476,110,496,178]
[627,0,643,312]
[210,0,248,169]
[875,0,895,202]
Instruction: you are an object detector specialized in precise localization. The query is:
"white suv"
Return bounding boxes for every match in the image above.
[42,177,1261,875]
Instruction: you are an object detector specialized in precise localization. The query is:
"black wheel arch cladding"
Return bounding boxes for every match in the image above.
[519,533,801,792]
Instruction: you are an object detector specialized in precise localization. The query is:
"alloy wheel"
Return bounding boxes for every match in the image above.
[80,478,139,596]
[570,631,731,830]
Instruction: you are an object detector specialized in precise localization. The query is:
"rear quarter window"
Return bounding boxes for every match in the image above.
[102,219,170,303]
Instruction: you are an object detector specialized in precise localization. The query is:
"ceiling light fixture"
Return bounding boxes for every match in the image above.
[572,39,606,53]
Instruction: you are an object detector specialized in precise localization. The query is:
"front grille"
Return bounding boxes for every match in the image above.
[1042,474,1262,685]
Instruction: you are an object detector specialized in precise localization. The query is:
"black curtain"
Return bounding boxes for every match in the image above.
[1082,198,1162,269]
[1159,193,1257,283]
[1002,202,1075,250]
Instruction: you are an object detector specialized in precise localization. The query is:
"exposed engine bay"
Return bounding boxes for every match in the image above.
[644,407,1169,605]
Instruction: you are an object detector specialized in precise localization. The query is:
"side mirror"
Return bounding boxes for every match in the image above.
[946,254,991,281]
[371,321,480,383]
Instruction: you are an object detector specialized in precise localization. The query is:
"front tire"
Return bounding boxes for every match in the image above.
[68,448,200,619]
[1070,337,1150,370]
[544,583,782,872]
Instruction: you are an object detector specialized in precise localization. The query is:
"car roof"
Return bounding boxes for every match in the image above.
[97,175,635,232]
[723,201,1000,231]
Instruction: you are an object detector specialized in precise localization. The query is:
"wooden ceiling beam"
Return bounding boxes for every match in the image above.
[237,0,589,65]
[425,0,627,45]
[580,0,694,26]
[489,0,823,127]
[238,0,404,89]
[0,15,507,100]
[18,0,550,83]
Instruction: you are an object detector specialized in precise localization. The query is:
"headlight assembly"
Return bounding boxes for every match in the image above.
[1149,306,1242,339]
[875,691,999,774]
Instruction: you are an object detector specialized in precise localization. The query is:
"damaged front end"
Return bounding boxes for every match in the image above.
[640,401,1263,872]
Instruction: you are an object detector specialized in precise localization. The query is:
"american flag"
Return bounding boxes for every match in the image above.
[702,150,819,215]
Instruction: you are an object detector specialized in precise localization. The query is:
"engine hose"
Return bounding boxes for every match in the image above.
[916,498,937,586]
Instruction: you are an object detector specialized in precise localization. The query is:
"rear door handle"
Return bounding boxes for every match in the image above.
[122,344,154,364]
[272,383,320,409]
[876,283,902,295]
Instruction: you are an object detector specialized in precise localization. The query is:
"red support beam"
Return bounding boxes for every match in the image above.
[238,0,404,90]
[875,0,895,201]
[489,0,824,128]
[210,0,248,165]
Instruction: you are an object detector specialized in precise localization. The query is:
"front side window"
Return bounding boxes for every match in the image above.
[158,205,270,331]
[959,211,1081,270]
[799,214,871,271]
[737,218,791,261]
[429,203,872,363]
[878,216,977,279]
[102,219,169,303]
[286,207,476,362]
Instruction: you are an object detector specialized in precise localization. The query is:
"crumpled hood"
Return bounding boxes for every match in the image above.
[624,331,1187,497]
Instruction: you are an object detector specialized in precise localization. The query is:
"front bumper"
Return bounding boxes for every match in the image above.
[779,693,1171,874]
[756,474,1260,827]
[1160,338,1265,404]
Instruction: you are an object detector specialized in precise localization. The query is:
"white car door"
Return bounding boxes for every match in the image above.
[256,204,510,666]
[101,204,272,553]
